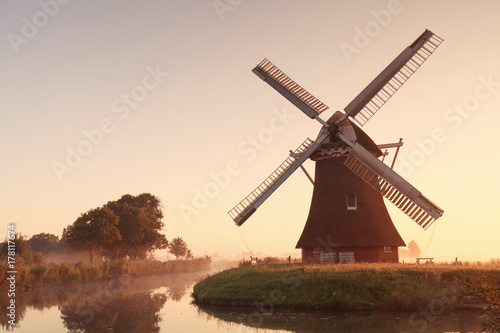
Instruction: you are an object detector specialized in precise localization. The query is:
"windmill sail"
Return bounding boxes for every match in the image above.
[253,58,329,119]
[343,143,444,229]
[343,30,443,126]
[231,30,444,230]
[229,132,329,226]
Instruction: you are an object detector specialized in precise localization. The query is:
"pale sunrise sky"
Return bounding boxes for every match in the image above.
[1,0,499,262]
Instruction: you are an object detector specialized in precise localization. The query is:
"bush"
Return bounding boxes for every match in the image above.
[33,252,45,264]
[467,276,500,332]
[238,259,251,267]
[59,263,82,283]
[30,263,49,280]
[75,261,101,281]
[110,259,129,276]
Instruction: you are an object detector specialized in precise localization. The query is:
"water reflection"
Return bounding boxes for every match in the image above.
[196,304,486,333]
[1,271,203,332]
[0,283,86,331]
[57,272,201,332]
[61,292,167,332]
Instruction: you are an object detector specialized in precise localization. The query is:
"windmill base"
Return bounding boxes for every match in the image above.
[300,246,399,264]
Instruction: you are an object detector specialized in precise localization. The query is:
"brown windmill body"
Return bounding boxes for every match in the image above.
[296,113,405,263]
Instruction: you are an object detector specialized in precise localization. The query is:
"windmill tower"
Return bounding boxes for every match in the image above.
[295,111,406,263]
[228,30,445,263]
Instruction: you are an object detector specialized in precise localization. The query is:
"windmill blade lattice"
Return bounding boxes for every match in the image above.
[229,133,328,226]
[343,30,443,127]
[253,59,329,120]
[343,149,443,230]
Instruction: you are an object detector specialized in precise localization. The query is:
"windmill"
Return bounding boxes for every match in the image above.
[228,30,445,263]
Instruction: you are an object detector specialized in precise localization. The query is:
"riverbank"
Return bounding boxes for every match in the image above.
[192,263,500,311]
[0,257,211,290]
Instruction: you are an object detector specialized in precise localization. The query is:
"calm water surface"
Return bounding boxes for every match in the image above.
[3,269,487,332]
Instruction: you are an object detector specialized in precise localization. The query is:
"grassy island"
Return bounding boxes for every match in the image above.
[193,263,500,312]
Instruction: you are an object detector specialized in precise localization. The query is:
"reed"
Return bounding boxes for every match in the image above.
[0,257,211,290]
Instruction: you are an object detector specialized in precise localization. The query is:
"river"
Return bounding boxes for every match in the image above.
[2,269,487,332]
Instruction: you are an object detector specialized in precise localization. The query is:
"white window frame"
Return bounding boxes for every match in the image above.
[313,247,323,254]
[338,252,355,263]
[319,252,337,264]
[346,195,357,211]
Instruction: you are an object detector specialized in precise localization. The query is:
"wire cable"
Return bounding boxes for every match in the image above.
[420,220,438,258]
[237,227,254,257]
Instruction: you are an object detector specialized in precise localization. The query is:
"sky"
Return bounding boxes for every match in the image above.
[1,0,499,262]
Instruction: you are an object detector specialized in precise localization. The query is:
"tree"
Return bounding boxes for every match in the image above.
[28,233,60,254]
[62,206,121,263]
[168,237,188,260]
[62,193,168,261]
[408,240,421,260]
[0,233,32,263]
[105,193,168,259]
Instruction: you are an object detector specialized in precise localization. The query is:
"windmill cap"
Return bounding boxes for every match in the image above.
[326,111,382,157]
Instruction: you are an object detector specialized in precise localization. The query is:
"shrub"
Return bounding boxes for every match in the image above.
[110,259,129,276]
[75,261,101,281]
[59,263,82,283]
[30,263,49,280]
[33,252,45,264]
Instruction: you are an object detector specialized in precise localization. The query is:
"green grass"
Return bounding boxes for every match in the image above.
[193,263,500,311]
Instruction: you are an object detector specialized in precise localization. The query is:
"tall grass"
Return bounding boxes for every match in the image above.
[0,257,211,290]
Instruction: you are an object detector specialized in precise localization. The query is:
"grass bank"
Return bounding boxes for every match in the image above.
[0,257,211,290]
[193,263,500,311]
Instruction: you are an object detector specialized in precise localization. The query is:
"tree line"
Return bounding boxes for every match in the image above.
[1,193,191,263]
